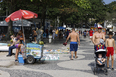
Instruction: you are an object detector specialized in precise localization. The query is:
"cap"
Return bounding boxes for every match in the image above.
[97,24,103,29]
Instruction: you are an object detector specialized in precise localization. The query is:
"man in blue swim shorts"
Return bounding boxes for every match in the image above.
[65,28,80,60]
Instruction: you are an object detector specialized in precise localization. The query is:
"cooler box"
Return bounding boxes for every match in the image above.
[18,54,25,64]
[18,45,26,64]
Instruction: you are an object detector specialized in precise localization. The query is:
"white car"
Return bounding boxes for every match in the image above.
[0,43,9,51]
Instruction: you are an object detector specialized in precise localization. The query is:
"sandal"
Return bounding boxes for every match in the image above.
[75,56,78,58]
[70,58,73,60]
[111,68,114,70]
[15,59,18,62]
[107,67,110,69]
[19,52,22,54]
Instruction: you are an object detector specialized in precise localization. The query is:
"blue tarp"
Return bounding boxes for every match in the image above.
[94,23,97,27]
[58,26,66,29]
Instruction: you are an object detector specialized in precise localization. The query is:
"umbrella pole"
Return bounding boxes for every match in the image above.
[33,18,36,29]
[21,19,27,59]
[21,19,25,45]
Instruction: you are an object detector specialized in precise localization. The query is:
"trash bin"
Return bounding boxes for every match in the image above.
[49,35,52,43]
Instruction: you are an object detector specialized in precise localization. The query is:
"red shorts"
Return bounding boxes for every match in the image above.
[106,47,114,57]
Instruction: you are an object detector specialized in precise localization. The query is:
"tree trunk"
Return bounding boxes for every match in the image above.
[42,7,46,27]
[81,20,83,28]
[6,1,14,40]
[6,20,13,39]
[40,7,46,28]
[40,18,42,27]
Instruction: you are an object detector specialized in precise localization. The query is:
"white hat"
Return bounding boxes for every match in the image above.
[97,24,103,29]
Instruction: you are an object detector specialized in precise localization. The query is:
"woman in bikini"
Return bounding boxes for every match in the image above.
[15,32,24,62]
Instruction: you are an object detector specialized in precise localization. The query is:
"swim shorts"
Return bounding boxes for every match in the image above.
[106,47,114,57]
[34,35,37,37]
[70,42,78,52]
[56,34,58,37]
[94,45,96,51]
[15,44,19,48]
[90,36,93,38]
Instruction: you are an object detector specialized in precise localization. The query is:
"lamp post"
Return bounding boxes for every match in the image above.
[55,18,56,28]
[57,16,59,27]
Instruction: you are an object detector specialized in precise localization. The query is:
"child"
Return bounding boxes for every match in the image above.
[6,35,16,57]
[105,32,116,70]
[97,54,106,65]
[10,35,16,46]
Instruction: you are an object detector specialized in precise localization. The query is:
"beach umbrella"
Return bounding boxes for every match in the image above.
[5,9,38,44]
[5,9,38,22]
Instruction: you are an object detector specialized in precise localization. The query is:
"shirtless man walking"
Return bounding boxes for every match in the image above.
[65,28,80,60]
[92,25,105,49]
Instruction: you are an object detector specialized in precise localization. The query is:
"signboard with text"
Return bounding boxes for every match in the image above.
[26,43,43,59]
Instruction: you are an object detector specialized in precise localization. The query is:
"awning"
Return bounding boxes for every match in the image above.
[66,27,72,30]
[0,20,33,26]
[58,26,66,29]
[107,25,112,28]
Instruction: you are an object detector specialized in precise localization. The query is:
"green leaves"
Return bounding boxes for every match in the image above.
[73,0,91,9]
[0,0,109,25]
[105,1,116,22]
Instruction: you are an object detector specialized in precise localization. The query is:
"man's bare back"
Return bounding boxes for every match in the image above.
[70,32,78,42]
[93,32,105,45]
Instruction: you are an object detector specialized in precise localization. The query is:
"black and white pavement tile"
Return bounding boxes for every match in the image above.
[0,37,116,77]
[0,69,52,77]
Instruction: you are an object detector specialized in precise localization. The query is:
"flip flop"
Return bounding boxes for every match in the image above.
[111,68,114,70]
[107,67,110,69]
[15,59,18,62]
[70,58,73,60]
[75,56,78,58]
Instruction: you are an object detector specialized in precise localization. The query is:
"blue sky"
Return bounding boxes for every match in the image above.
[103,0,116,4]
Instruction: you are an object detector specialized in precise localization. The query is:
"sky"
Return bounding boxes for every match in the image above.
[103,0,116,4]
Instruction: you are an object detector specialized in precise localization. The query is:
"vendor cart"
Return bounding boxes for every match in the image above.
[25,43,43,64]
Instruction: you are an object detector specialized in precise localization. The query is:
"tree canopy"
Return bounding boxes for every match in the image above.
[105,1,116,22]
[0,0,107,24]
[0,0,113,33]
